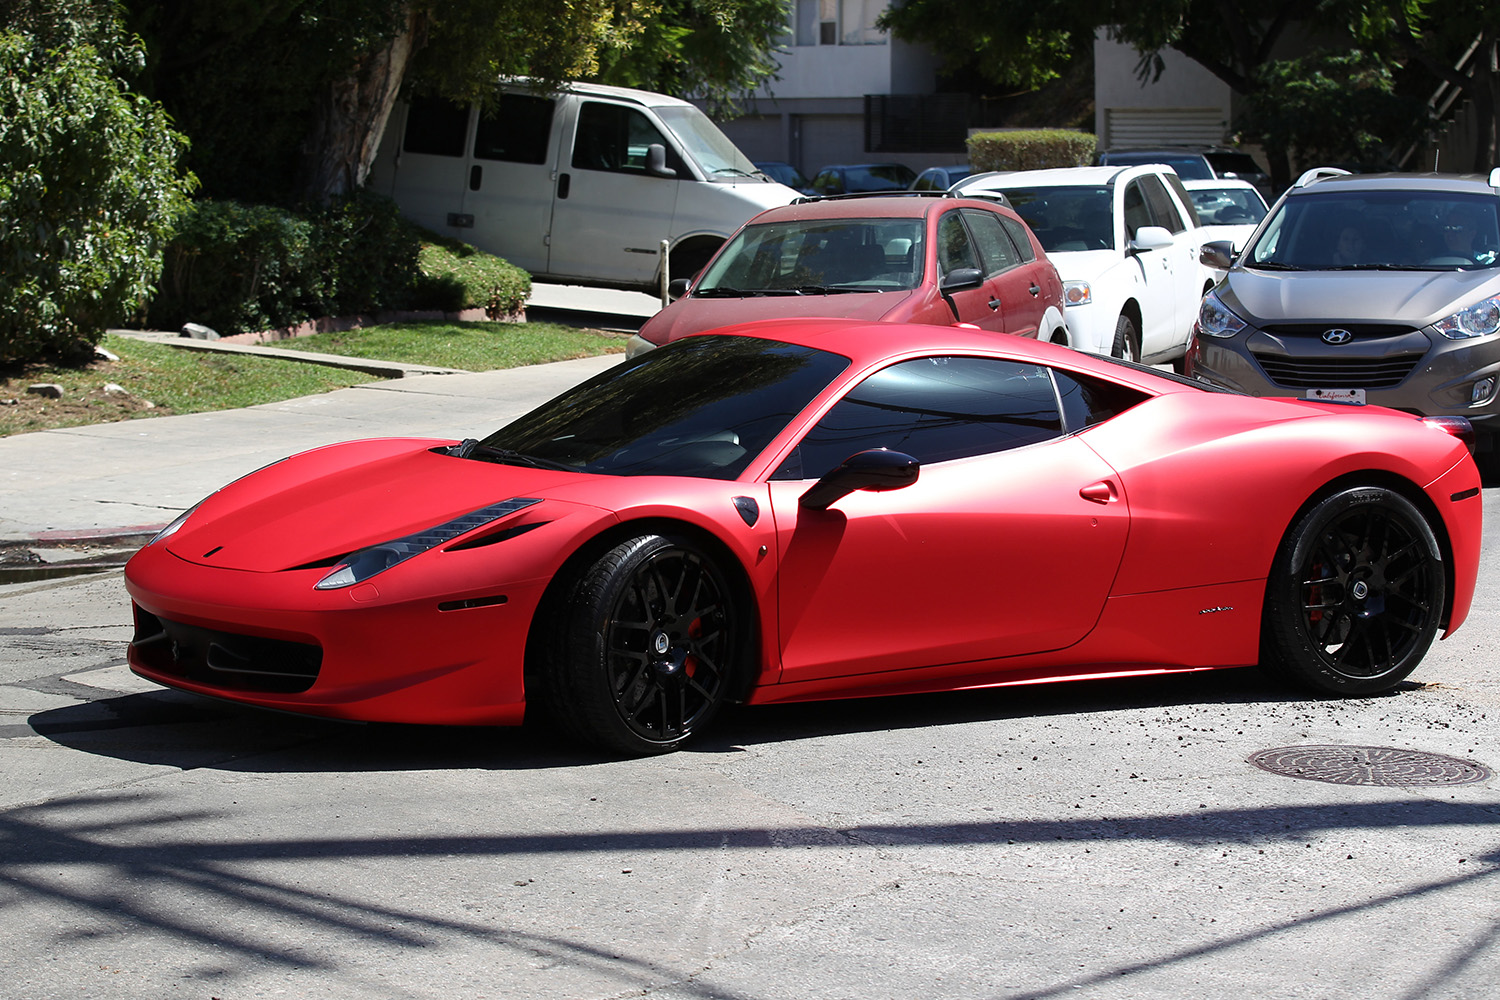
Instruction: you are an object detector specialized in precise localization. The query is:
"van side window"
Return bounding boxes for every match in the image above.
[572,102,674,174]
[403,96,469,157]
[474,93,555,164]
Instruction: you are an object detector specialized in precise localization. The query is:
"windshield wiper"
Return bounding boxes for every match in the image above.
[466,444,575,471]
[1324,263,1411,271]
[1245,261,1305,271]
[711,167,756,177]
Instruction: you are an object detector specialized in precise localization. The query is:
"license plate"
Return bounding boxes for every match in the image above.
[1305,387,1366,405]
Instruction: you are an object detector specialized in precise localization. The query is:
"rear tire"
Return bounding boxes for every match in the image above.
[1262,487,1444,696]
[1110,315,1139,362]
[538,534,741,755]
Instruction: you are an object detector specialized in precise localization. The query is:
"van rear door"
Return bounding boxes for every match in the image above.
[546,99,683,287]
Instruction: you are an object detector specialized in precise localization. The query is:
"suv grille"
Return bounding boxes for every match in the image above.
[1251,352,1425,389]
[131,607,322,693]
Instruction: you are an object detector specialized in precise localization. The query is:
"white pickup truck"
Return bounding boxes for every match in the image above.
[954,164,1214,367]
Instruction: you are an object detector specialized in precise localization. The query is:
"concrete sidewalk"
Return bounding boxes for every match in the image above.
[0,354,621,556]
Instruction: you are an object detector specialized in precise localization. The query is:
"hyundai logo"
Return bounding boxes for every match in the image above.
[1322,328,1354,345]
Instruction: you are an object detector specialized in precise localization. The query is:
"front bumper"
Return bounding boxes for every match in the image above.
[1187,325,1500,450]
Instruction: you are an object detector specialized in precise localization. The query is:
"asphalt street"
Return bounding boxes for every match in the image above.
[1,284,1498,999]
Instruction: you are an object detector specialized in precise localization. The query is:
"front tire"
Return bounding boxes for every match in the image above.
[1262,487,1445,696]
[540,534,741,755]
[1110,315,1139,362]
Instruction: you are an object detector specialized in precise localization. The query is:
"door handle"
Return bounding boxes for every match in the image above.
[1079,480,1118,504]
[988,298,1002,311]
[1029,283,1040,297]
[469,164,482,191]
[558,173,571,199]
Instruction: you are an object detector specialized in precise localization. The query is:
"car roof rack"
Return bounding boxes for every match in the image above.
[1294,166,1352,188]
[791,190,1012,208]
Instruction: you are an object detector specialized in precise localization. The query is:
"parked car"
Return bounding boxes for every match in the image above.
[628,194,1067,356]
[1189,170,1500,454]
[1182,178,1269,251]
[809,162,917,196]
[124,319,1480,754]
[755,160,815,194]
[911,165,972,191]
[366,80,799,293]
[953,165,1213,366]
[1100,146,1272,197]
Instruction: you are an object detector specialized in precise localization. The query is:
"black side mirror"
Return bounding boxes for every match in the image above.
[646,143,677,179]
[939,267,984,293]
[667,277,691,300]
[1199,240,1235,269]
[799,449,920,510]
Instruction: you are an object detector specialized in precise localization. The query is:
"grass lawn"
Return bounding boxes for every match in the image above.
[270,319,627,370]
[0,321,627,438]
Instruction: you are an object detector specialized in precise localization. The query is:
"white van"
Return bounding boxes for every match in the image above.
[366,81,800,292]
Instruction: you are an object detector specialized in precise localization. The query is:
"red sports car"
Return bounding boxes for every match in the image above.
[125,319,1482,755]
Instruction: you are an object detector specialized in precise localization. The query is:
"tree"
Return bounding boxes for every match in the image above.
[879,0,1494,181]
[1,0,195,364]
[124,0,793,206]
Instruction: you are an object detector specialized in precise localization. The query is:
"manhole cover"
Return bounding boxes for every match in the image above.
[1248,745,1491,787]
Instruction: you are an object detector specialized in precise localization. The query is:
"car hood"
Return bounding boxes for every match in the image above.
[640,289,920,343]
[164,439,596,572]
[1222,267,1499,327]
[1044,248,1125,281]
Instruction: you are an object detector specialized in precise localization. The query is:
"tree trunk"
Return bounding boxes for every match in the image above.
[1471,35,1498,173]
[298,5,427,205]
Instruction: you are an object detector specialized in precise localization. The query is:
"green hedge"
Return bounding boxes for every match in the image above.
[417,235,531,318]
[967,130,1096,173]
[148,195,530,334]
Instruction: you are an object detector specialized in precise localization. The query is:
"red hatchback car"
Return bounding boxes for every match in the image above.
[628,194,1067,357]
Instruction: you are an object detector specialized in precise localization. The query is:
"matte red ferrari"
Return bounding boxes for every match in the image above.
[124,319,1483,755]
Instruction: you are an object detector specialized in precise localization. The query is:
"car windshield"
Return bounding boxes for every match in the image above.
[477,336,850,479]
[997,187,1114,252]
[654,106,759,178]
[844,164,917,191]
[1104,153,1213,180]
[695,218,926,293]
[1245,189,1500,271]
[1189,186,1268,226]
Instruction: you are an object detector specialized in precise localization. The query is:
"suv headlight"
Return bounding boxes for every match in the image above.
[1062,280,1092,307]
[1434,294,1500,340]
[1197,290,1247,338]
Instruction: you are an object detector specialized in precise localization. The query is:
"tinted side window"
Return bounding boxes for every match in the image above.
[999,216,1037,262]
[775,356,1064,480]
[571,102,672,173]
[474,93,555,164]
[937,212,981,274]
[963,209,1022,276]
[1053,370,1150,432]
[1122,182,1153,239]
[403,96,469,157]
[1140,174,1186,233]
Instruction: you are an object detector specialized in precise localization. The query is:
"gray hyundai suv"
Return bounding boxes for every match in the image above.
[1187,171,1500,451]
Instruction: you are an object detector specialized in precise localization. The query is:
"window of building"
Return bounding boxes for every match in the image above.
[795,0,887,46]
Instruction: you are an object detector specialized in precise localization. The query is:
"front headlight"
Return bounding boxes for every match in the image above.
[1197,290,1247,338]
[1434,293,1500,340]
[146,504,200,547]
[1062,280,1092,307]
[314,497,541,590]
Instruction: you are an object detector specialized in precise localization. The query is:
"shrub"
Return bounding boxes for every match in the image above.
[0,2,195,364]
[149,197,530,333]
[967,130,1096,173]
[416,235,532,319]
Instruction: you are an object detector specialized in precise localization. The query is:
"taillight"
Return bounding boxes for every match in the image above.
[1421,415,1476,454]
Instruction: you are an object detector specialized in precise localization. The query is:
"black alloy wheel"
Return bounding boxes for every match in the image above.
[1263,487,1445,695]
[542,534,741,755]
